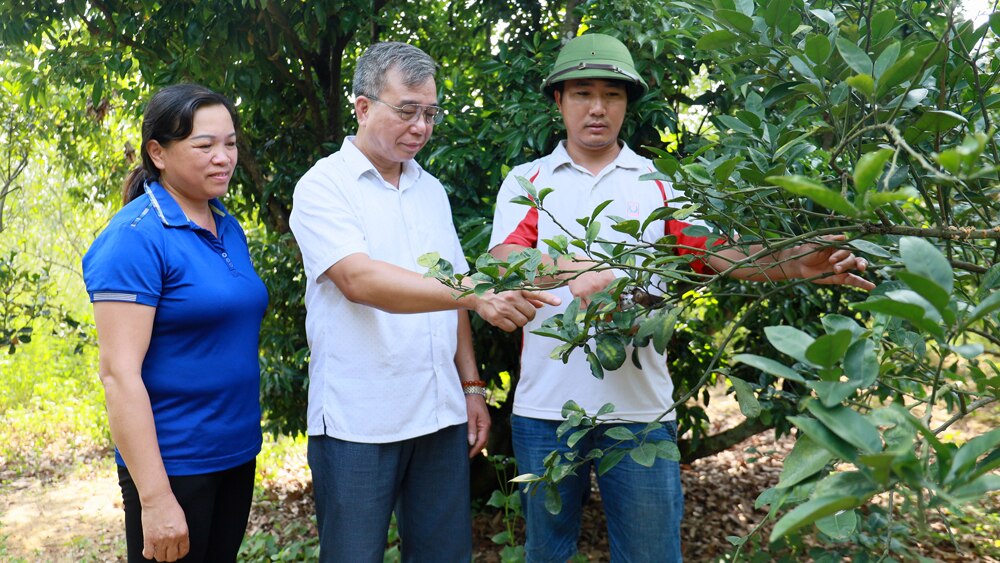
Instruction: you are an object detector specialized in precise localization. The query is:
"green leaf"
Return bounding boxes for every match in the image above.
[788,416,858,462]
[652,307,681,355]
[515,175,538,200]
[814,470,879,498]
[630,443,658,467]
[765,325,816,365]
[764,0,793,27]
[777,436,833,489]
[769,495,861,542]
[810,9,836,27]
[852,296,945,339]
[853,148,894,194]
[836,37,873,75]
[847,239,892,258]
[729,377,761,418]
[896,271,952,321]
[806,401,882,454]
[696,29,739,50]
[976,265,1000,301]
[655,439,681,461]
[821,314,865,339]
[913,110,967,134]
[844,339,878,388]
[858,452,897,485]
[875,44,929,97]
[732,353,806,383]
[566,428,591,449]
[805,330,853,368]
[587,351,605,380]
[864,188,917,209]
[610,219,641,237]
[965,291,1000,327]
[585,220,600,246]
[845,74,875,99]
[815,509,858,539]
[767,175,859,216]
[873,41,901,79]
[808,380,860,408]
[486,490,508,509]
[805,34,832,63]
[900,237,953,295]
[605,426,637,441]
[510,472,540,483]
[491,530,513,545]
[595,332,627,371]
[597,448,628,476]
[544,483,562,515]
[716,114,755,135]
[945,428,1000,484]
[92,75,104,106]
[950,474,1000,503]
[715,9,754,33]
[416,252,441,269]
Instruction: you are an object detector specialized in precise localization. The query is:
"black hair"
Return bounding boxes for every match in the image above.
[122,84,239,205]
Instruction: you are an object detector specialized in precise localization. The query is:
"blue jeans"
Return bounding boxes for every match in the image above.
[308,424,472,563]
[512,415,684,563]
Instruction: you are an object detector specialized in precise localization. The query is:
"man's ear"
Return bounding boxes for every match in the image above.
[147,140,167,171]
[553,89,563,112]
[355,96,372,126]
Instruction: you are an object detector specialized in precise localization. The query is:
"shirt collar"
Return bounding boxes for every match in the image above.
[551,140,645,172]
[341,136,424,189]
[144,180,228,228]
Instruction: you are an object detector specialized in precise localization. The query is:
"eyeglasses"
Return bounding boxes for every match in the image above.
[366,95,444,125]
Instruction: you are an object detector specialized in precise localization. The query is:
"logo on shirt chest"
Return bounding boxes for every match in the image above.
[626,200,640,219]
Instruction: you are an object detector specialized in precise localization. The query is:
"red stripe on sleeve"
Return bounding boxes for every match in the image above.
[666,219,726,274]
[502,207,539,248]
[500,168,542,248]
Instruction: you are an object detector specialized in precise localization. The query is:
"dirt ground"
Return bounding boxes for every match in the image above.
[2,394,999,562]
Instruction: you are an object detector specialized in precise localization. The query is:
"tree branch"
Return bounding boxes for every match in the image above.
[679,417,772,463]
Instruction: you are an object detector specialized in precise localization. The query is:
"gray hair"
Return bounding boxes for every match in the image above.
[353,42,437,98]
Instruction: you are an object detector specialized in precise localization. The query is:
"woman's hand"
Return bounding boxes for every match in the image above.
[141,492,190,562]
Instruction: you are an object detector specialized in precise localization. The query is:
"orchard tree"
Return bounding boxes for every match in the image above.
[423,0,1000,558]
[0,61,51,354]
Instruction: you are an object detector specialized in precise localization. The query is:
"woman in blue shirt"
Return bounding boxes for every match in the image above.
[83,84,268,563]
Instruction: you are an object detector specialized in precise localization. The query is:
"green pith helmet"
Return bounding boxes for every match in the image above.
[542,33,648,102]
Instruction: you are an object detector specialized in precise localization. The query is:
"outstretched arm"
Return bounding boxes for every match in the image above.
[325,253,561,332]
[490,243,616,305]
[705,234,875,291]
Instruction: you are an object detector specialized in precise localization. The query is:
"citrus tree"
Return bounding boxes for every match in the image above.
[425,0,1000,557]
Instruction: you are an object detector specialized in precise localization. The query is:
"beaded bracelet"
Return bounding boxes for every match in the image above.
[462,379,487,397]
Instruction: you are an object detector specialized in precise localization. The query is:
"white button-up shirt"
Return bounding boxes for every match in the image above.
[290,137,469,442]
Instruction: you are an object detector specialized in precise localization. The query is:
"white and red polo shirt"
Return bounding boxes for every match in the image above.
[488,141,714,422]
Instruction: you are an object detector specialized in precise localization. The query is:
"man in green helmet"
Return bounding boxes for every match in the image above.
[488,33,873,562]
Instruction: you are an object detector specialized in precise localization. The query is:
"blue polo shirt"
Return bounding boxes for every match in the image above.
[83,181,268,476]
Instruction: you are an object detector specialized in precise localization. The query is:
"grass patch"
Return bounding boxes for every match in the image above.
[0,326,110,482]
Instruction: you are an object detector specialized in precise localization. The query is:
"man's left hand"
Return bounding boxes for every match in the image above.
[465,395,491,458]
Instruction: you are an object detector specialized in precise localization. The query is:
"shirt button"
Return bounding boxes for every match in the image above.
[222,252,228,258]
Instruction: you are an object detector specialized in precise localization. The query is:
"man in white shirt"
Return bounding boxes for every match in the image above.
[290,41,558,563]
[489,34,874,562]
